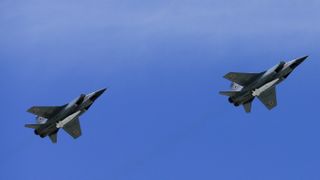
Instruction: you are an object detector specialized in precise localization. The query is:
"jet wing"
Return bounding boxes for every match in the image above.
[63,118,82,139]
[27,105,66,119]
[223,72,262,86]
[257,87,277,110]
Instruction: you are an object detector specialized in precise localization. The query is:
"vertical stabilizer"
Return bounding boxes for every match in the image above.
[49,133,58,143]
[230,82,243,91]
[243,102,252,113]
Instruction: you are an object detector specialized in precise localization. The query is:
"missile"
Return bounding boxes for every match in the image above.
[252,78,279,97]
[56,111,81,128]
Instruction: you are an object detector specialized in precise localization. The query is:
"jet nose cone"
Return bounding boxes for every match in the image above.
[89,88,107,101]
[95,88,107,96]
[294,56,308,67]
[295,55,308,64]
[287,55,308,70]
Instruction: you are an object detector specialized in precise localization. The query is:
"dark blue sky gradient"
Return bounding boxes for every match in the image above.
[1,0,320,179]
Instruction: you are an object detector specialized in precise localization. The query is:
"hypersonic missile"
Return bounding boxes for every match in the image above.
[56,111,81,128]
[252,78,279,97]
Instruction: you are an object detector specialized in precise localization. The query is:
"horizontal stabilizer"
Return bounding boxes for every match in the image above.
[25,124,41,129]
[224,72,262,86]
[219,91,240,97]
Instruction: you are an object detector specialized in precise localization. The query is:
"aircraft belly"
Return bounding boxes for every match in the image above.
[38,124,57,137]
[233,91,252,103]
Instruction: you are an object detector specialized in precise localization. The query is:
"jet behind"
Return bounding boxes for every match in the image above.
[220,56,308,113]
[25,88,107,143]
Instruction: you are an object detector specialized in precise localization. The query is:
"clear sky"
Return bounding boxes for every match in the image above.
[1,0,319,179]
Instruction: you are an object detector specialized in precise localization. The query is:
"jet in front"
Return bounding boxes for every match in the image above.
[25,88,107,143]
[220,56,308,113]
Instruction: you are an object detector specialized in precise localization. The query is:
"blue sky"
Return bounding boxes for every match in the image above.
[1,0,320,179]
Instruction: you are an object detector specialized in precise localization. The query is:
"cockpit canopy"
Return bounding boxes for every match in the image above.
[75,94,86,105]
[274,61,286,73]
[67,94,86,108]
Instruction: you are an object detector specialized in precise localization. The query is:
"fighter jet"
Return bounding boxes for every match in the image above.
[220,56,308,113]
[25,88,107,143]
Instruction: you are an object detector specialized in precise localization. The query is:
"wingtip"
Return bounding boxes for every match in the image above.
[26,107,34,113]
[222,72,232,79]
